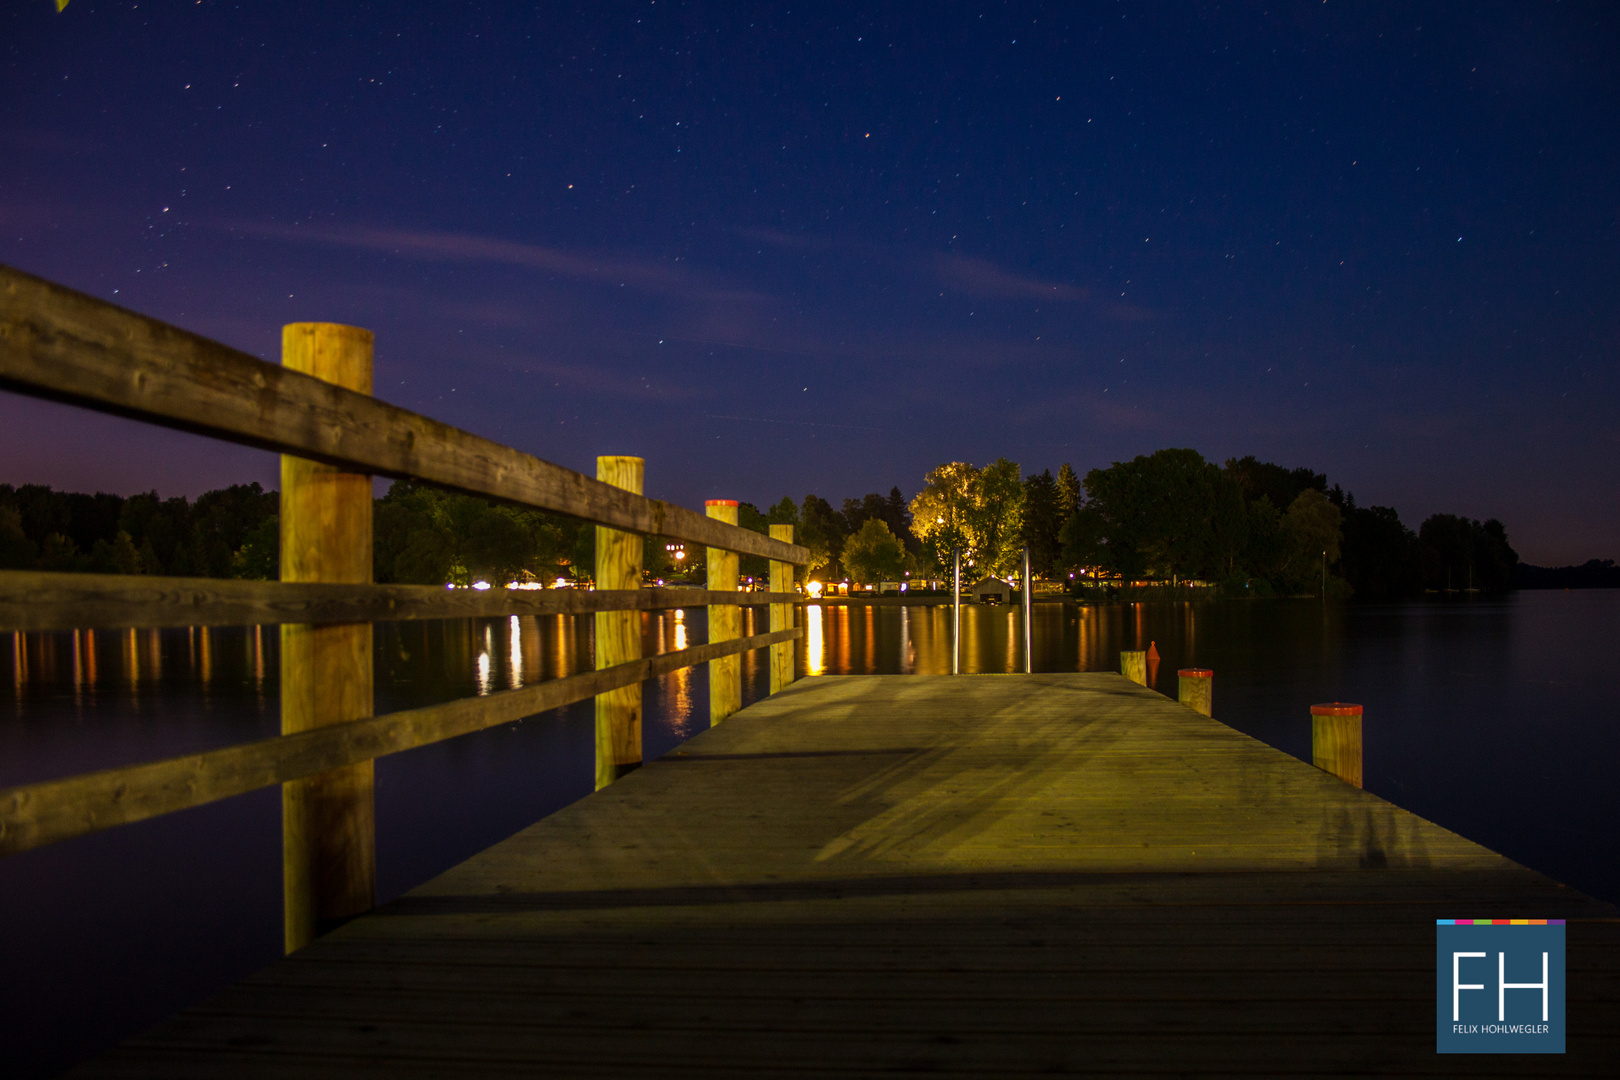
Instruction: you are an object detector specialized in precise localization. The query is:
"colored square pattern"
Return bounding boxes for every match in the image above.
[1436,919,1565,926]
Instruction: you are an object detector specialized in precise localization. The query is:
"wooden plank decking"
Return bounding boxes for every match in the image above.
[75,674,1619,1077]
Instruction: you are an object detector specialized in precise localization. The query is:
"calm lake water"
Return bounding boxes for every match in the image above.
[3,591,1617,1076]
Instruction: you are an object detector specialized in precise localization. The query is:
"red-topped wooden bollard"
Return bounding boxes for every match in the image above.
[1178,668,1213,716]
[1311,702,1363,788]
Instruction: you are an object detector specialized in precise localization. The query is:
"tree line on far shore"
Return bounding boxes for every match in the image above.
[796,450,1520,600]
[0,482,279,579]
[0,447,1535,599]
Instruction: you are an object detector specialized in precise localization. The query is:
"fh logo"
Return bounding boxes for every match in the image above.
[1435,920,1565,1053]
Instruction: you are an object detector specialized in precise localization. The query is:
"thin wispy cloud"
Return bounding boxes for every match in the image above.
[736,226,838,252]
[222,221,729,300]
[446,343,700,402]
[937,255,1153,321]
[703,413,880,432]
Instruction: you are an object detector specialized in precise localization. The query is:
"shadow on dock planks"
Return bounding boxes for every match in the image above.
[72,674,1619,1077]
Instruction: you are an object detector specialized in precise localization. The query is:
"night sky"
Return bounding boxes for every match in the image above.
[3,2,1616,565]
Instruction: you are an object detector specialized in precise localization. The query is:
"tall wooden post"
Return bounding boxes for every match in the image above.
[952,548,961,675]
[595,456,644,789]
[1312,702,1363,787]
[1178,668,1213,716]
[768,523,795,694]
[1021,545,1033,674]
[1120,650,1146,685]
[280,322,374,954]
[706,499,741,724]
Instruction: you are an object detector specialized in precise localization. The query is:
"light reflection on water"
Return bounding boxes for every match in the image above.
[805,603,824,675]
[506,616,522,691]
[2,603,785,1079]
[475,625,493,696]
[2,593,1618,1079]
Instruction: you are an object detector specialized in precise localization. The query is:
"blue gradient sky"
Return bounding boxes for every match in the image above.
[3,1,1616,564]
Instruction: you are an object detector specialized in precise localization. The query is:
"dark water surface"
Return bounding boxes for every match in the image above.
[2,592,1616,1076]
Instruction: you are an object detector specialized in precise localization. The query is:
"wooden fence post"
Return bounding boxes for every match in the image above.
[706,500,741,724]
[1178,668,1213,716]
[769,524,795,694]
[280,322,375,954]
[1311,702,1363,787]
[595,456,644,789]
[1120,650,1146,685]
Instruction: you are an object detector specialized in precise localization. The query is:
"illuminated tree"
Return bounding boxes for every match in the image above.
[909,458,1025,578]
[842,518,907,584]
[909,461,981,574]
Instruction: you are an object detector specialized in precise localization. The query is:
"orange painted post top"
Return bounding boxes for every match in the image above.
[1311,703,1363,787]
[705,499,740,507]
[1177,668,1213,716]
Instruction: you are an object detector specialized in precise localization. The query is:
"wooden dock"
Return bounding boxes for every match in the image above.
[73,674,1619,1077]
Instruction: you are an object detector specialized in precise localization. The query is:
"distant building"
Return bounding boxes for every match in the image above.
[970,576,1011,604]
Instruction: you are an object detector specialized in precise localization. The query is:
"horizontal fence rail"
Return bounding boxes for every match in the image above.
[0,570,802,632]
[0,264,808,565]
[0,626,801,856]
[1,262,811,954]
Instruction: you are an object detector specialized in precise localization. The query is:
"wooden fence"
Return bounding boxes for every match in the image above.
[0,263,809,949]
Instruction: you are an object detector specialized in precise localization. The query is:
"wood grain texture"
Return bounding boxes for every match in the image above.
[0,264,808,565]
[1314,712,1364,788]
[0,571,803,632]
[1120,650,1146,685]
[705,501,741,726]
[1177,670,1213,717]
[594,456,644,789]
[279,323,376,951]
[0,628,800,857]
[768,523,795,695]
[69,674,1620,1077]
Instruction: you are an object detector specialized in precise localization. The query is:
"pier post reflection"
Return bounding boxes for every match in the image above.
[507,616,523,691]
[805,603,825,675]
